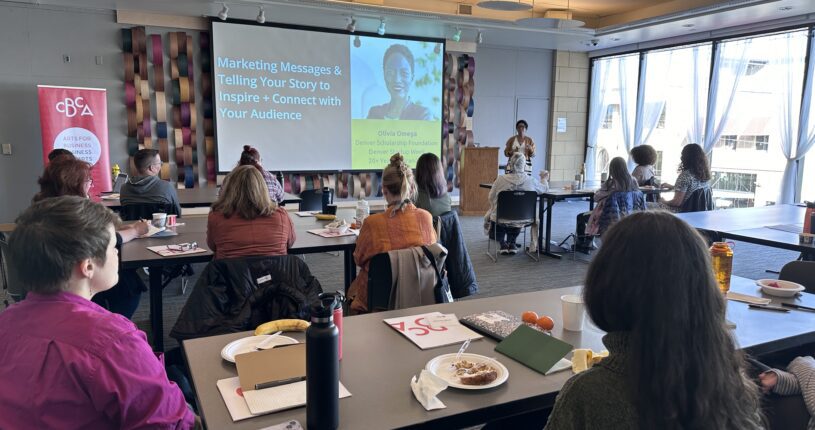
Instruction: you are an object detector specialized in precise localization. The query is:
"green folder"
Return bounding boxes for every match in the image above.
[495,325,574,375]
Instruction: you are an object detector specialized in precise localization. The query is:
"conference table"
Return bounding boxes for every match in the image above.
[120,209,358,351]
[102,187,302,209]
[675,204,813,258]
[182,276,815,430]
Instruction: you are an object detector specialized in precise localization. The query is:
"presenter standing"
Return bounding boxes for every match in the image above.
[504,120,535,175]
[367,44,432,121]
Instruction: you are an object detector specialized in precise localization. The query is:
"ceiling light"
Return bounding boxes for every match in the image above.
[515,1,584,29]
[217,3,229,21]
[346,17,356,33]
[377,18,386,36]
[779,6,793,11]
[452,28,462,42]
[478,0,533,11]
[256,6,265,24]
[477,31,484,44]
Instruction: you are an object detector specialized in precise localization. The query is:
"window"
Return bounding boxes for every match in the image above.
[602,104,619,129]
[717,135,737,149]
[754,135,769,151]
[656,105,667,129]
[654,150,664,177]
[712,171,757,193]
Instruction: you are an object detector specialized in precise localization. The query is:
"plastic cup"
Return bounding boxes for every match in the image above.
[166,214,177,227]
[561,294,585,331]
[152,212,167,228]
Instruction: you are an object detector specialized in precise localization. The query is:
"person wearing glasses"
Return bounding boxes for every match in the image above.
[0,196,198,429]
[120,148,182,216]
[366,44,432,121]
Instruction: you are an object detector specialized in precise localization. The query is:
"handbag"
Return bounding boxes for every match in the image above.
[421,246,453,304]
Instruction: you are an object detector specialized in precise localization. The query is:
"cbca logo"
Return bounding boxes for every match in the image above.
[56,97,93,117]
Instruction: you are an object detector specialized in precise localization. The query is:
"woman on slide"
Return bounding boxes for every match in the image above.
[367,44,432,121]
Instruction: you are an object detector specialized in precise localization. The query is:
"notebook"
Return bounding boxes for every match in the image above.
[459,310,524,341]
[495,325,574,375]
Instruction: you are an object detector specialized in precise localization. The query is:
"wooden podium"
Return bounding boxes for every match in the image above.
[459,147,499,215]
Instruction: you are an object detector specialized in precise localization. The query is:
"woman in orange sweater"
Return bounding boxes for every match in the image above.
[348,153,437,313]
[207,165,295,259]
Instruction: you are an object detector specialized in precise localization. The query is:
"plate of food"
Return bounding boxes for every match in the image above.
[756,279,805,297]
[315,213,337,221]
[326,219,349,234]
[220,335,299,363]
[425,353,509,390]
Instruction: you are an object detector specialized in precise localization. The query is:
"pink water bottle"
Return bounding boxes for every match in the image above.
[320,292,344,361]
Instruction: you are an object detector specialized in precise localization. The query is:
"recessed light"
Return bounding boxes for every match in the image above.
[779,6,793,11]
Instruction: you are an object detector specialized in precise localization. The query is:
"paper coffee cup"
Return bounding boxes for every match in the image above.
[152,212,167,228]
[561,294,585,331]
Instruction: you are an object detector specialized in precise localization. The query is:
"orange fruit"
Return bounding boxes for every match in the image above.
[521,311,539,324]
[536,315,555,331]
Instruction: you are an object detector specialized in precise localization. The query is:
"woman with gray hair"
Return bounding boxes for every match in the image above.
[484,153,549,254]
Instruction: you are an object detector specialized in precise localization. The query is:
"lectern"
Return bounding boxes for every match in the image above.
[459,147,499,215]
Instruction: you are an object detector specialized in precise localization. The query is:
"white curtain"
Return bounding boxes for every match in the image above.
[686,45,711,145]
[617,55,639,162]
[585,58,612,181]
[783,29,815,203]
[703,38,753,153]
[634,51,672,156]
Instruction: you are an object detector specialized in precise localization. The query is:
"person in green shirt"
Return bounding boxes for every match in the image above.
[545,211,763,430]
[413,153,451,218]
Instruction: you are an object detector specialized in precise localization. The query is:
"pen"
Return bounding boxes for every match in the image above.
[748,304,790,313]
[254,375,306,390]
[781,302,815,312]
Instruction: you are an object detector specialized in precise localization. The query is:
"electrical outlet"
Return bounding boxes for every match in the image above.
[95,55,103,65]
[63,55,70,63]
[1,144,11,155]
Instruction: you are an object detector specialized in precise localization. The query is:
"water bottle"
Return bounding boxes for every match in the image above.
[355,199,369,228]
[321,187,332,214]
[710,242,733,294]
[804,201,814,234]
[306,296,339,430]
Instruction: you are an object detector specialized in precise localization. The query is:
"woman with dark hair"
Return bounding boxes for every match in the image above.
[545,211,763,429]
[629,144,657,185]
[504,119,535,175]
[237,145,284,204]
[367,44,432,120]
[414,153,451,217]
[658,143,711,210]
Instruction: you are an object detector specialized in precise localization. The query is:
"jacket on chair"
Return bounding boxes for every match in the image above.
[436,211,478,298]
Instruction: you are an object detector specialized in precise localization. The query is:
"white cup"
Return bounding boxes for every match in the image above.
[600,172,608,182]
[152,212,167,228]
[561,294,585,331]
[572,180,580,190]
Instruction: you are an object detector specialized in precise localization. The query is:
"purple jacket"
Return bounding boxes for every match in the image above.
[0,291,194,429]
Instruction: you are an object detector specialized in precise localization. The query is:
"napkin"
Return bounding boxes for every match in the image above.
[726,291,771,305]
[410,370,448,410]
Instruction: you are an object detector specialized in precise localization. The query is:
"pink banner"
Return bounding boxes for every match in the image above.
[37,85,112,200]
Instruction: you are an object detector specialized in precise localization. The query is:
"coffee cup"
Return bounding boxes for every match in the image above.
[324,204,338,215]
[152,212,167,228]
[561,294,586,331]
[166,214,177,227]
[800,233,814,246]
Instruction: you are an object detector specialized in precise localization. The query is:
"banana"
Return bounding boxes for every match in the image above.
[254,319,310,335]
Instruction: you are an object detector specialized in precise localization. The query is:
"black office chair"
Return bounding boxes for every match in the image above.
[779,261,815,294]
[367,253,393,313]
[680,187,714,212]
[299,189,333,212]
[0,232,25,304]
[487,190,539,262]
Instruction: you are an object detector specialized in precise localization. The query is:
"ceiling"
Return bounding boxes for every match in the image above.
[7,0,815,52]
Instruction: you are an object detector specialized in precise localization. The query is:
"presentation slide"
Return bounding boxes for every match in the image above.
[212,22,443,172]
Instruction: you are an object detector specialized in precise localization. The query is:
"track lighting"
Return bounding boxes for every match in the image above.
[217,3,229,21]
[256,6,265,24]
[477,31,484,44]
[377,18,386,36]
[346,17,356,33]
[452,28,462,42]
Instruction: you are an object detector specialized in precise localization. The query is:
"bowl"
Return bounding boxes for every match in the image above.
[756,279,805,297]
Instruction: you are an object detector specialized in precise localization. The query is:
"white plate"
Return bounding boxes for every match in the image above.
[425,353,509,390]
[756,279,805,297]
[220,335,299,363]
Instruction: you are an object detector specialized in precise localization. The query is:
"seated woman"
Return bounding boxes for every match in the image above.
[484,153,549,255]
[33,158,149,318]
[0,196,196,429]
[585,157,642,236]
[348,153,436,313]
[545,211,763,430]
[414,152,451,218]
[629,144,657,186]
[658,143,711,211]
[238,145,284,204]
[207,165,295,259]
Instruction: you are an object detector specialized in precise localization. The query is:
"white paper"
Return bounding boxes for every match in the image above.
[545,358,573,375]
[216,377,259,422]
[726,291,771,305]
[384,312,482,350]
[295,211,319,217]
[557,117,567,133]
[243,380,351,415]
[140,225,165,238]
[411,369,448,410]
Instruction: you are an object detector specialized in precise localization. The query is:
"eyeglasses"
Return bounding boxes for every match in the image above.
[166,242,198,253]
[384,68,411,80]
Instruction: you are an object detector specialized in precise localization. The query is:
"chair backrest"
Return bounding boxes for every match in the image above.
[496,190,538,223]
[0,232,25,302]
[435,210,478,299]
[779,261,815,294]
[680,187,714,212]
[367,253,393,312]
[595,190,646,235]
[120,202,178,221]
[299,189,333,212]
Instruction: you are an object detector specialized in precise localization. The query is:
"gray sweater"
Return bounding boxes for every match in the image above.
[120,175,182,216]
[770,356,815,430]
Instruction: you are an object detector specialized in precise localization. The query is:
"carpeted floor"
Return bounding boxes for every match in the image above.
[128,200,801,349]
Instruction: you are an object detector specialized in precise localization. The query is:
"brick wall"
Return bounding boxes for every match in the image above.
[547,51,589,182]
